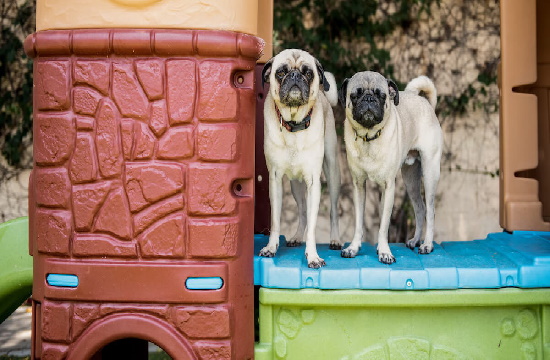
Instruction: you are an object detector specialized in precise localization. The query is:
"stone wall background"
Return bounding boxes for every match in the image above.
[279,0,502,244]
[1,0,502,244]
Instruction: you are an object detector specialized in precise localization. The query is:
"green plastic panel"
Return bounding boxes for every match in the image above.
[255,288,550,360]
[0,217,32,324]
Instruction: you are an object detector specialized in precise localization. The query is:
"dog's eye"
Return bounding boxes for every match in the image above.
[276,69,285,80]
[305,69,313,80]
[350,88,362,102]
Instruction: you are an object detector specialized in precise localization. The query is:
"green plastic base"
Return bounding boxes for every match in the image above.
[255,288,550,360]
[0,217,32,324]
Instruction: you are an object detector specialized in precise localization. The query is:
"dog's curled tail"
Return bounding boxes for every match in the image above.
[405,75,437,109]
[324,72,339,107]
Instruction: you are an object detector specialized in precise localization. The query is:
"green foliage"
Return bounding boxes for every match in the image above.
[0,0,35,168]
[274,0,439,82]
[437,60,499,118]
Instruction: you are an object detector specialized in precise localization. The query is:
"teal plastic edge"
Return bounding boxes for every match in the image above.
[254,232,550,290]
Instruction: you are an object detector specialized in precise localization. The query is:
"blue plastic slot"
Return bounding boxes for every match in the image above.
[185,277,224,290]
[46,274,79,288]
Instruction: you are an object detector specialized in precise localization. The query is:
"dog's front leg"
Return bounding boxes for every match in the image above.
[377,179,396,264]
[288,179,307,247]
[420,155,440,254]
[323,151,342,250]
[259,171,284,257]
[305,176,325,268]
[341,175,366,258]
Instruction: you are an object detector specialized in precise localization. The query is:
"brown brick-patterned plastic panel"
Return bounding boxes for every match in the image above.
[25,29,263,360]
[499,0,550,231]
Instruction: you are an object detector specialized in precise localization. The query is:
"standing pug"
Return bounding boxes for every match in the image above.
[339,71,442,264]
[259,49,341,268]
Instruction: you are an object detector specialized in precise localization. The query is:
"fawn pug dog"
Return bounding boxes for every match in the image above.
[339,71,442,264]
[259,49,341,268]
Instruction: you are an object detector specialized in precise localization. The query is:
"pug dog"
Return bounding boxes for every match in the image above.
[339,72,442,264]
[259,49,341,268]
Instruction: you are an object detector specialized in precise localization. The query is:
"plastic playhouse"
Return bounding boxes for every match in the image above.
[0,0,548,359]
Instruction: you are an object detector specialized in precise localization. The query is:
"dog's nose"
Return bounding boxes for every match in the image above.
[365,94,376,103]
[289,70,300,80]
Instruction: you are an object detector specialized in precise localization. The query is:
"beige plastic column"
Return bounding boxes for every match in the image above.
[37,0,259,35]
[499,0,550,231]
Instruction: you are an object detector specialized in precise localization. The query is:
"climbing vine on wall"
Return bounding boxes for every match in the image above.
[273,0,440,84]
[0,0,35,168]
[273,0,499,117]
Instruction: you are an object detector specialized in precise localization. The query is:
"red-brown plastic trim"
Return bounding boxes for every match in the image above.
[24,29,264,60]
[41,259,228,303]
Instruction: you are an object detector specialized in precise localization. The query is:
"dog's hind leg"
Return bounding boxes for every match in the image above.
[419,154,441,254]
[323,154,342,250]
[289,179,307,247]
[259,171,284,257]
[402,160,426,250]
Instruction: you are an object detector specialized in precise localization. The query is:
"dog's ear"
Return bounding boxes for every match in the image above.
[387,78,399,106]
[315,59,330,91]
[261,58,274,88]
[339,78,349,107]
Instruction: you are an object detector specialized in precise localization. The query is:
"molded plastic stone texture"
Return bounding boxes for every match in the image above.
[26,29,262,360]
[254,232,550,290]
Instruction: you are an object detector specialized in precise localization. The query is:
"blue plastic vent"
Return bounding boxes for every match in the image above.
[185,277,224,290]
[46,274,79,288]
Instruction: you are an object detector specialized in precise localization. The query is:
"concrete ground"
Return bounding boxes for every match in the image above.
[0,306,31,357]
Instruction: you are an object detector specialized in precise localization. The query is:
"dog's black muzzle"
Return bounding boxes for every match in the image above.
[279,70,310,107]
[352,92,384,129]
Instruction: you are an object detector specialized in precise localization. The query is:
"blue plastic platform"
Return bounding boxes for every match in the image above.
[253,231,550,290]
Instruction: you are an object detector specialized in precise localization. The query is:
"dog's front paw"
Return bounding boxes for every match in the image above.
[341,246,359,258]
[286,238,302,247]
[378,252,396,264]
[307,256,326,269]
[329,240,343,250]
[419,243,434,254]
[406,238,420,250]
[259,244,278,258]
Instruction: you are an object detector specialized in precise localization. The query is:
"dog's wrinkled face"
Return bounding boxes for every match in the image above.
[339,71,399,129]
[262,49,330,108]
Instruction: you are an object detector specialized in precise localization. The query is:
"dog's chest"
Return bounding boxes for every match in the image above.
[265,129,323,177]
[346,138,398,185]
